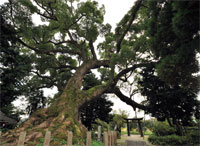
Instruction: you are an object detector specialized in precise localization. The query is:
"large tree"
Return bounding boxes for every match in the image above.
[136,0,199,135]
[1,0,199,145]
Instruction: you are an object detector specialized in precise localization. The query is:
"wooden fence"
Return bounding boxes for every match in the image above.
[16,131,117,146]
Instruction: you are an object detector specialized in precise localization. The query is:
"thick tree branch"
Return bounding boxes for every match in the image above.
[113,87,147,110]
[65,59,110,89]
[116,0,143,52]
[89,40,97,59]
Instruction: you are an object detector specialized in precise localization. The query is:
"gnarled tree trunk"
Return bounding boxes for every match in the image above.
[2,59,109,146]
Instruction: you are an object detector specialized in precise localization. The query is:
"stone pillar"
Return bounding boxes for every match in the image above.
[98,126,101,141]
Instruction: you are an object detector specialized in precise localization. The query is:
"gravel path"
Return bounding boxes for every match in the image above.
[126,140,146,146]
[117,135,153,146]
[125,135,146,146]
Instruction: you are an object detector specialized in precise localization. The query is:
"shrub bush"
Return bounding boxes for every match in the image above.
[148,121,200,146]
[92,140,103,146]
[152,121,176,136]
[186,128,200,145]
[148,134,190,146]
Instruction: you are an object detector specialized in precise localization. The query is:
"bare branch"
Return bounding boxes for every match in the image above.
[31,71,52,80]
[67,15,85,29]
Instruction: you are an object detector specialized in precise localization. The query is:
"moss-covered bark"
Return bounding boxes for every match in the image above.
[2,88,88,145]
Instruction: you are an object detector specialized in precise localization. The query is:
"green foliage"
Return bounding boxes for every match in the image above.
[152,121,176,136]
[35,138,44,146]
[149,129,200,146]
[148,134,189,146]
[186,128,200,145]
[138,67,199,125]
[109,110,129,138]
[110,46,136,68]
[80,73,113,130]
[92,140,103,146]
[0,12,32,121]
[149,121,200,145]
[76,1,104,41]
[80,95,113,130]
[112,114,126,129]
[95,119,110,131]
[143,0,199,86]
[19,0,38,13]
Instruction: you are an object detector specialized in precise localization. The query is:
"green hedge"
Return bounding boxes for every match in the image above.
[148,129,200,146]
[148,134,189,146]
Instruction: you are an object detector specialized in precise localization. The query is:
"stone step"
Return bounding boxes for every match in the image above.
[126,140,146,146]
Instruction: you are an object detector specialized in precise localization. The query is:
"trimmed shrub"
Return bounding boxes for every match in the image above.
[148,134,190,146]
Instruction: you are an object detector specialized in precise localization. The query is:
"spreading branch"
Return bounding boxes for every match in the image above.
[113,87,146,110]
[33,0,57,21]
[18,39,81,56]
[112,62,155,86]
[31,71,52,80]
[116,0,143,52]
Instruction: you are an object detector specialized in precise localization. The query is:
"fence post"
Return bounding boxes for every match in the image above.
[17,131,26,146]
[103,132,108,146]
[108,131,112,146]
[44,131,51,146]
[86,131,91,146]
[97,126,101,141]
[110,131,112,146]
[111,131,115,146]
[113,131,117,145]
[67,131,73,146]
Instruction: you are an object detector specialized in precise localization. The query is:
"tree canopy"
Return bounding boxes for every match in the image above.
[1,0,199,144]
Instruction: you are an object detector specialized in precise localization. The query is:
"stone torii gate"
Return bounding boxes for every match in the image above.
[123,117,144,137]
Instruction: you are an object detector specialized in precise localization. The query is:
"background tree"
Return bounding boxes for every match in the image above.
[80,94,113,130]
[138,67,199,135]
[0,14,32,121]
[111,110,129,138]
[0,12,51,118]
[135,0,200,135]
[80,73,113,130]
